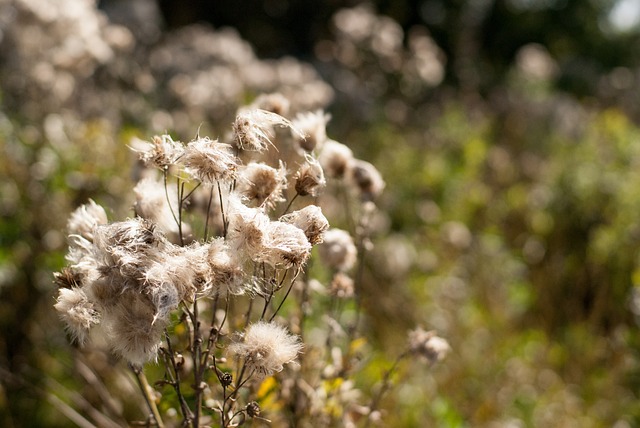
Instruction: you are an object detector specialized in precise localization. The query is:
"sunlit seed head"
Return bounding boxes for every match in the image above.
[54,287,100,345]
[236,162,288,209]
[228,321,302,378]
[67,199,108,242]
[294,155,326,197]
[280,205,329,245]
[182,136,238,183]
[132,134,184,169]
[291,110,330,153]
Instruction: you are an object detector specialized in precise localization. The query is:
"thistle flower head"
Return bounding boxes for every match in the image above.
[318,228,358,272]
[236,161,288,209]
[103,294,166,366]
[407,327,450,365]
[280,205,329,245]
[54,287,100,345]
[233,109,302,152]
[132,134,184,169]
[228,321,302,378]
[291,110,330,153]
[294,155,326,197]
[207,238,247,296]
[91,218,168,293]
[348,159,385,201]
[318,139,354,179]
[248,92,290,117]
[182,136,238,183]
[227,195,271,260]
[67,199,108,242]
[259,220,312,268]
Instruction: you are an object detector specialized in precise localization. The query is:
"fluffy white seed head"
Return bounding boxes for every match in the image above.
[182,136,238,183]
[236,162,288,209]
[294,155,326,197]
[291,110,330,153]
[258,221,312,268]
[103,294,166,366]
[228,321,302,378]
[207,238,247,296]
[280,205,329,245]
[318,228,358,272]
[54,287,100,345]
[67,199,108,242]
[347,159,385,201]
[318,140,354,179]
[233,109,302,152]
[133,134,184,169]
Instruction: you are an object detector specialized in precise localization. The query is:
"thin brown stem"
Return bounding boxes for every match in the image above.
[131,365,165,428]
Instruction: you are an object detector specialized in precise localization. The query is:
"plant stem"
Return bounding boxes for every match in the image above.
[131,365,165,428]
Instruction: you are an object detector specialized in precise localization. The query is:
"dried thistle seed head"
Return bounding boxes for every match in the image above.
[207,238,247,296]
[280,205,329,245]
[407,327,450,365]
[347,159,385,201]
[249,93,290,117]
[236,162,288,208]
[91,218,169,293]
[258,221,312,268]
[134,177,188,243]
[182,136,238,183]
[294,155,326,197]
[318,228,358,272]
[318,139,354,179]
[54,287,100,345]
[67,199,108,242]
[291,110,330,152]
[103,294,166,366]
[233,108,302,152]
[132,134,184,169]
[228,321,302,378]
[226,194,271,260]
[329,272,355,299]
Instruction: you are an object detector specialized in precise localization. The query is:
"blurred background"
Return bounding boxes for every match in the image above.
[1,0,640,426]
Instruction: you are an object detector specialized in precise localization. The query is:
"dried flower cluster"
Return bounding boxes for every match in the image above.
[53,95,448,427]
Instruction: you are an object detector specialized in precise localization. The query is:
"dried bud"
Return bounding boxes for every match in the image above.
[246,401,261,418]
[219,372,233,387]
